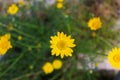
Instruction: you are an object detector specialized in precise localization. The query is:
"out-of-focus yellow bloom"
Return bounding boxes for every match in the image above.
[57,0,64,2]
[95,62,99,67]
[89,70,93,74]
[56,3,63,9]
[36,43,41,51]
[52,59,62,69]
[88,17,102,30]
[18,0,25,5]
[7,23,13,31]
[28,46,32,51]
[108,47,120,70]
[29,65,34,70]
[7,4,19,15]
[42,62,54,74]
[50,32,76,58]
[18,35,22,40]
[0,34,12,55]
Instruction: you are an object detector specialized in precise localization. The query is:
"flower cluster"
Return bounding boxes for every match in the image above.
[42,59,62,74]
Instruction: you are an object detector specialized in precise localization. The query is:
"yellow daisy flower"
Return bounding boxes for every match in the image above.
[29,65,34,70]
[52,59,62,69]
[50,32,76,58]
[18,0,25,5]
[108,47,120,70]
[88,17,102,30]
[42,62,54,74]
[7,4,19,15]
[56,3,63,9]
[18,35,22,40]
[95,62,99,67]
[0,34,12,55]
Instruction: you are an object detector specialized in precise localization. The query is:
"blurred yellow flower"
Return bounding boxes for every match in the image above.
[28,46,32,51]
[36,43,41,51]
[50,32,76,58]
[29,65,34,70]
[89,70,93,74]
[18,35,22,40]
[95,62,99,67]
[57,0,64,2]
[18,0,25,5]
[7,4,19,15]
[52,59,62,69]
[88,17,102,30]
[108,47,120,70]
[0,34,12,55]
[56,3,63,9]
[42,62,54,74]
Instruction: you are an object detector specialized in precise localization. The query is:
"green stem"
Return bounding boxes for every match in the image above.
[96,35,113,48]
[0,59,14,66]
[67,24,71,34]
[0,22,35,39]
[0,50,27,78]
[50,72,62,80]
[15,21,38,29]
[12,71,42,80]
[12,28,33,39]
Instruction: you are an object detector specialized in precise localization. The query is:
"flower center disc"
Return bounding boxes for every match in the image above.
[113,54,120,63]
[57,40,66,50]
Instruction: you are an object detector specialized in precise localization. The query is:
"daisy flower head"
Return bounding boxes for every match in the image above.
[18,0,25,5]
[56,2,63,9]
[42,62,54,74]
[18,35,22,40]
[7,4,19,15]
[50,32,76,58]
[88,17,102,30]
[0,34,12,55]
[108,47,120,70]
[52,59,62,70]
